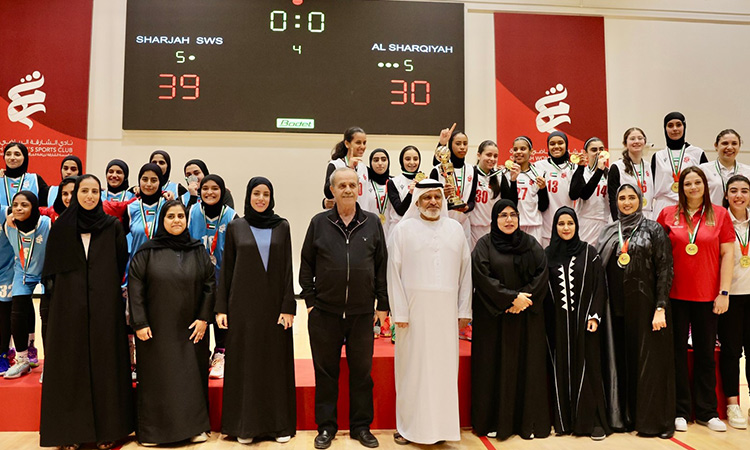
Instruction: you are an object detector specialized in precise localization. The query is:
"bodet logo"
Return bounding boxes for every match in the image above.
[7,71,47,129]
[534,83,571,134]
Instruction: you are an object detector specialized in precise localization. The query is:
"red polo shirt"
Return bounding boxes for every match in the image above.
[657,205,734,302]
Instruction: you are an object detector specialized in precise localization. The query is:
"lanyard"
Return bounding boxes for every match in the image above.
[453,165,466,197]
[108,190,126,202]
[522,163,540,183]
[17,227,37,280]
[735,222,749,257]
[204,205,226,256]
[687,206,705,245]
[617,222,639,254]
[139,198,163,239]
[370,180,388,214]
[668,144,687,183]
[4,174,25,205]
[715,160,738,192]
[548,158,570,173]
[630,160,646,194]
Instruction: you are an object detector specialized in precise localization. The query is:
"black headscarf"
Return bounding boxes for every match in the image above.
[490,199,538,284]
[545,206,588,267]
[53,177,78,215]
[184,159,210,178]
[106,159,129,193]
[432,130,468,168]
[60,155,82,177]
[200,174,226,219]
[244,177,285,229]
[43,176,118,278]
[4,142,29,178]
[12,191,40,233]
[547,131,570,165]
[616,183,644,235]
[597,183,645,266]
[367,148,390,185]
[664,111,687,150]
[137,163,163,206]
[149,150,171,185]
[136,200,202,253]
[399,145,421,179]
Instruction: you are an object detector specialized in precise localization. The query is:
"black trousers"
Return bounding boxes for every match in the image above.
[212,324,227,351]
[671,299,718,421]
[718,294,750,398]
[308,309,374,434]
[40,293,50,345]
[0,301,11,354]
[11,295,35,353]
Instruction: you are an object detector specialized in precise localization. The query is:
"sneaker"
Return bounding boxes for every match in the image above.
[0,353,11,376]
[237,437,253,444]
[675,417,688,432]
[275,436,291,443]
[190,432,208,443]
[486,431,497,438]
[4,353,31,379]
[380,317,392,338]
[727,405,747,429]
[27,343,39,367]
[459,324,473,341]
[209,352,225,379]
[590,426,606,441]
[697,417,727,432]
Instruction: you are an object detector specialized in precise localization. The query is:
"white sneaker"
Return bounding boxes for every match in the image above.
[727,405,747,429]
[237,437,253,444]
[697,417,727,432]
[675,417,688,432]
[190,432,209,443]
[486,431,497,438]
[4,353,30,379]
[275,436,291,443]
[209,353,225,379]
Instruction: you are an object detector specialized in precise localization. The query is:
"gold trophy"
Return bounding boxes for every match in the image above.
[435,145,467,210]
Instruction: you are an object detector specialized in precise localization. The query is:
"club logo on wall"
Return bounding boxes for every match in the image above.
[535,84,571,134]
[7,71,46,129]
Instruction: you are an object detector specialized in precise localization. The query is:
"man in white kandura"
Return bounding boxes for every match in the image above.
[387,178,472,445]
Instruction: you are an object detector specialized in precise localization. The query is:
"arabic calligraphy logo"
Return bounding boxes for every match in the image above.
[534,83,570,134]
[7,71,47,129]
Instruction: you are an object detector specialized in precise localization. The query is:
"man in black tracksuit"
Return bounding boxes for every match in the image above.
[300,167,389,449]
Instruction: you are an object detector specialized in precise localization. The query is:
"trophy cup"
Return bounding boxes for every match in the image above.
[435,145,467,210]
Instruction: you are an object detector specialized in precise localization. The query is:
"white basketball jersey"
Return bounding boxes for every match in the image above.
[535,158,574,238]
[611,158,654,217]
[700,160,750,206]
[470,167,505,229]
[575,166,610,222]
[651,145,705,217]
[508,165,543,227]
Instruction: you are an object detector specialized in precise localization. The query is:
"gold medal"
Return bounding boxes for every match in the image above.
[642,198,647,208]
[504,160,514,170]
[671,182,679,193]
[618,253,631,266]
[570,154,580,164]
[599,151,609,160]
[414,172,426,182]
[685,243,698,255]
[379,213,386,224]
[741,255,750,268]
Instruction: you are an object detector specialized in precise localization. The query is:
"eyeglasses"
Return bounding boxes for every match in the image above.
[498,212,519,220]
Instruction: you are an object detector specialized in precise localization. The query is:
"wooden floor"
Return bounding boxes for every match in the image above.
[3,300,749,449]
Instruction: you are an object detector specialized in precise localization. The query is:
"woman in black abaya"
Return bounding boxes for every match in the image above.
[128,200,215,445]
[40,174,133,450]
[544,207,610,440]
[597,184,675,438]
[471,199,550,441]
[216,177,296,444]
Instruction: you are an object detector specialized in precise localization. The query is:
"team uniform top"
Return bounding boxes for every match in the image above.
[650,145,707,217]
[161,181,182,202]
[699,160,750,206]
[570,165,610,222]
[607,158,654,220]
[102,189,135,203]
[535,158,574,236]
[470,167,518,229]
[126,198,167,260]
[507,163,548,227]
[430,162,478,226]
[47,185,59,206]
[0,173,41,207]
[323,158,370,206]
[187,202,237,274]
[3,215,51,296]
[386,174,414,234]
[0,211,15,300]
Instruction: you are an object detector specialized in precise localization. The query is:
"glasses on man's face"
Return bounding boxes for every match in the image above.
[498,212,519,220]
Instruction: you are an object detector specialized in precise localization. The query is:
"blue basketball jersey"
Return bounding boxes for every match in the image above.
[102,189,135,203]
[187,203,235,274]
[4,215,51,295]
[0,211,15,301]
[0,173,40,207]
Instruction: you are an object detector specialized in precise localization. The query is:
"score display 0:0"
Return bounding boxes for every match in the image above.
[158,74,200,100]
[270,11,325,32]
[390,80,431,106]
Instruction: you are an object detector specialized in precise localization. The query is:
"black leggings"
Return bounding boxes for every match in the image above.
[0,302,11,355]
[11,295,34,352]
[40,293,50,345]
[718,294,750,398]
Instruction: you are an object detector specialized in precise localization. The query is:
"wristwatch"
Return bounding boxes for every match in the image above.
[720,290,729,296]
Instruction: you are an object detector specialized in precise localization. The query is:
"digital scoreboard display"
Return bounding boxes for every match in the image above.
[122,0,465,135]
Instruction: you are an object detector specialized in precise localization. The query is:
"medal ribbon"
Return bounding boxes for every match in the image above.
[4,174,25,206]
[687,206,705,246]
[715,160,738,192]
[617,222,639,254]
[735,221,749,257]
[522,163,540,183]
[17,227,36,280]
[548,158,570,173]
[139,198,163,239]
[206,205,226,257]
[669,144,687,184]
[631,160,646,195]
[453,165,466,198]
[370,180,388,214]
